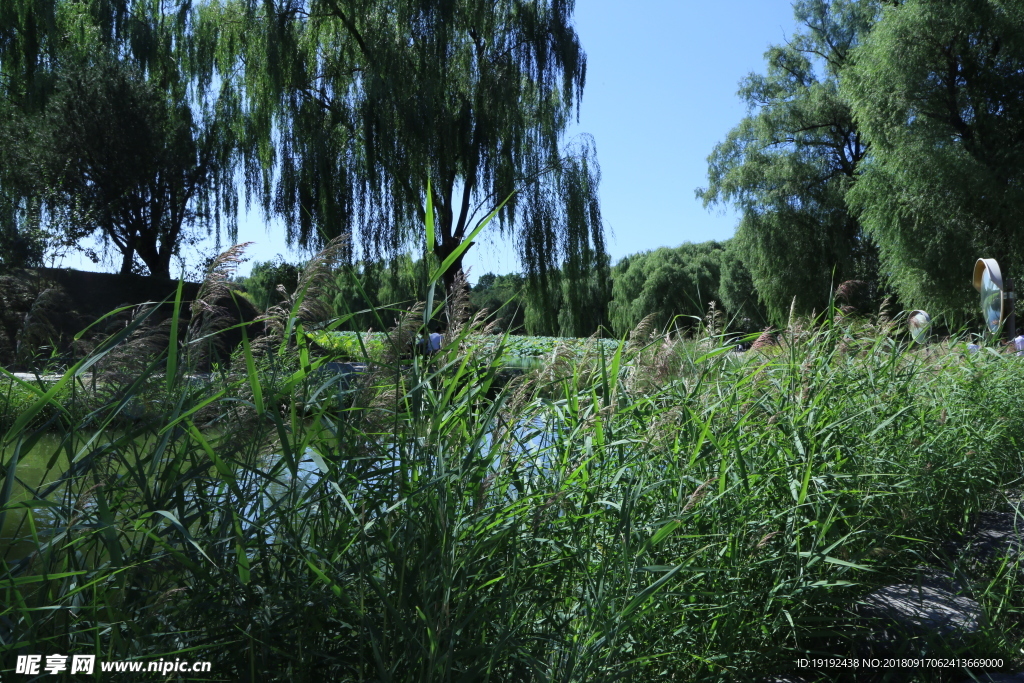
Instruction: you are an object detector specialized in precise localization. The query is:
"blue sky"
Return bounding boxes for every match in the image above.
[462,0,801,280]
[59,0,801,279]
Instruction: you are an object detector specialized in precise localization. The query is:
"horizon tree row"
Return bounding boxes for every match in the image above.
[237,238,768,339]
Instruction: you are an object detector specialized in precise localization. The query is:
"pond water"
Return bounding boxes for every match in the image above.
[1,414,563,561]
[1,433,75,558]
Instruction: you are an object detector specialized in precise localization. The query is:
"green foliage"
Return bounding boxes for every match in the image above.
[558,250,612,337]
[307,329,388,359]
[0,0,62,113]
[609,241,726,337]
[331,253,612,340]
[309,329,620,365]
[203,0,606,292]
[0,378,71,432]
[471,255,611,338]
[480,241,755,339]
[844,0,1024,322]
[0,212,45,270]
[471,272,527,334]
[36,58,225,277]
[523,271,562,337]
[699,0,880,323]
[0,1,242,276]
[242,256,304,312]
[4,299,1024,679]
[0,70,50,269]
[332,255,432,331]
[718,239,768,331]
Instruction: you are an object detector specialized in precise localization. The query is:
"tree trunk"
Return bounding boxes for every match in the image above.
[133,235,173,279]
[119,246,135,275]
[436,239,475,287]
[136,249,172,279]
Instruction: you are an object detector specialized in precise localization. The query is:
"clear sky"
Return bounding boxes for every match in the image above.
[57,0,801,280]
[463,0,801,281]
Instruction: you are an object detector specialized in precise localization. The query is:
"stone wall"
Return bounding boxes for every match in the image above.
[0,268,258,371]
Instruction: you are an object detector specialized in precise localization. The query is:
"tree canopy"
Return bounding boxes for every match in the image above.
[0,0,240,276]
[204,0,607,292]
[471,273,527,334]
[243,256,304,312]
[2,0,607,293]
[331,255,433,331]
[521,250,611,337]
[38,59,221,277]
[718,240,768,332]
[844,0,1024,320]
[699,0,880,324]
[609,241,727,337]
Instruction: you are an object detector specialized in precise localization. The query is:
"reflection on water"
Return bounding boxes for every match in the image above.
[1,431,161,559]
[234,415,559,538]
[1,433,71,553]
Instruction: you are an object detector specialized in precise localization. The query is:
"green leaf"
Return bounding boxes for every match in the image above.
[241,325,264,416]
[166,278,184,392]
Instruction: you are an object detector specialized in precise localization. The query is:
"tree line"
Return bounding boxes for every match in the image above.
[3,0,1024,332]
[701,0,1024,326]
[235,238,767,339]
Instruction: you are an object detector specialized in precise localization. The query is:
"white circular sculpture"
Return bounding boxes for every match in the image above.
[973,258,1004,334]
[908,310,931,343]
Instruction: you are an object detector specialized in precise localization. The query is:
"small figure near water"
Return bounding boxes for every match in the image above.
[427,332,442,354]
[416,329,444,356]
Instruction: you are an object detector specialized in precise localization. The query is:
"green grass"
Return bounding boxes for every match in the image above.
[308,329,625,364]
[2,275,1024,681]
[0,376,77,433]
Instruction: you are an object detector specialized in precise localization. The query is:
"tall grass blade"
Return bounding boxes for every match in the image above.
[166,278,184,392]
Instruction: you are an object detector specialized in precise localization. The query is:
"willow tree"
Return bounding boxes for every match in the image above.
[698,0,880,323]
[204,0,606,294]
[0,0,240,276]
[608,242,726,337]
[844,0,1024,319]
[0,0,58,265]
[0,0,63,114]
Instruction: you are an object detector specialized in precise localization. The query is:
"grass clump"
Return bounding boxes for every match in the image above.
[0,378,72,433]
[2,252,1024,681]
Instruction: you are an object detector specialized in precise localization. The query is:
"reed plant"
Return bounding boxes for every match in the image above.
[3,244,1024,681]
